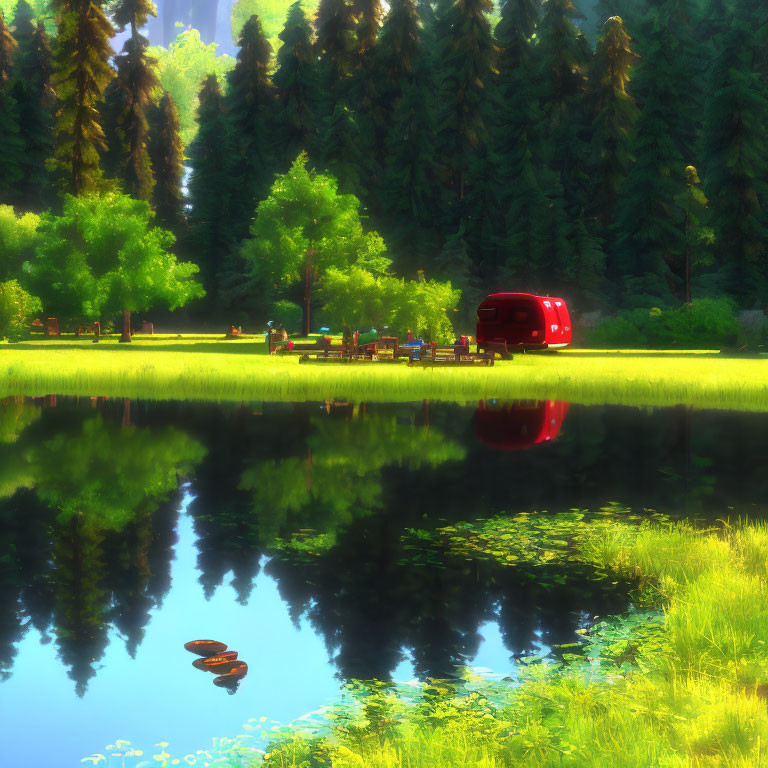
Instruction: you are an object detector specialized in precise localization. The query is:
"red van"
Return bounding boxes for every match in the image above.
[476,293,572,355]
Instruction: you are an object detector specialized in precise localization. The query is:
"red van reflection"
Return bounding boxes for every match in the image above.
[475,401,570,451]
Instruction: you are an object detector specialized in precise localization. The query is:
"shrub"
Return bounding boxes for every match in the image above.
[318,266,460,342]
[0,280,42,342]
[587,299,739,349]
[269,300,303,334]
[0,205,41,282]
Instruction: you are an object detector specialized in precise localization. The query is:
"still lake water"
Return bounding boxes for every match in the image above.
[1,396,767,767]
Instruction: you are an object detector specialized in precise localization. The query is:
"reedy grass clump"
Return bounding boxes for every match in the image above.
[2,337,768,409]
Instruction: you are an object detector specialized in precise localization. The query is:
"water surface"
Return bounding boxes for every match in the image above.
[1,397,766,766]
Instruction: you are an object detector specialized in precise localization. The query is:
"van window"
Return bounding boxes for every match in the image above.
[478,307,498,321]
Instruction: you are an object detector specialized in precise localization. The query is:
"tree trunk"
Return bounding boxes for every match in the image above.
[685,205,692,304]
[302,248,313,337]
[120,309,132,343]
[122,398,131,428]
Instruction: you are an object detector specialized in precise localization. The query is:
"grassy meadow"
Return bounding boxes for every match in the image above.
[1,335,768,410]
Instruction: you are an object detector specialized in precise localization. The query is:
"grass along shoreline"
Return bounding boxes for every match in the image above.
[1,336,768,410]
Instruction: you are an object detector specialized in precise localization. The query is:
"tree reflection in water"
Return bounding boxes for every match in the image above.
[1,397,768,694]
[0,398,205,694]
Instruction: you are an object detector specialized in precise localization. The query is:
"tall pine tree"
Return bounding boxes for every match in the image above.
[702,0,768,305]
[0,9,23,205]
[533,0,606,305]
[378,0,441,274]
[148,92,185,232]
[494,0,549,289]
[614,7,688,307]
[101,0,157,201]
[9,0,54,210]
[50,0,115,195]
[587,16,639,231]
[537,0,592,211]
[272,1,318,172]
[187,75,234,310]
[226,14,275,240]
[315,0,357,113]
[433,0,496,203]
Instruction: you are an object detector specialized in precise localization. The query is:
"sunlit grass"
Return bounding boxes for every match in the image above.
[1,336,767,409]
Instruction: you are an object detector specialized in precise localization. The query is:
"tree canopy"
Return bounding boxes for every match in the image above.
[26,193,204,326]
[240,152,390,323]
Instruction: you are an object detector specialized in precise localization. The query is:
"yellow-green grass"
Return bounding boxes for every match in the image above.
[1,335,767,409]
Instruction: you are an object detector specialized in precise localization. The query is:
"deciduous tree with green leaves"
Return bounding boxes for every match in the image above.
[0,205,41,281]
[240,152,389,335]
[26,193,204,338]
[0,279,42,341]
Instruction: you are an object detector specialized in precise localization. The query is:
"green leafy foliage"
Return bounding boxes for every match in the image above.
[240,152,389,322]
[231,0,320,53]
[149,28,235,147]
[0,279,41,340]
[588,299,740,349]
[26,192,203,326]
[319,264,459,340]
[269,298,302,330]
[0,204,40,281]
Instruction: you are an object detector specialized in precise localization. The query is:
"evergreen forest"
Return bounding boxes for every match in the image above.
[1,0,767,335]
